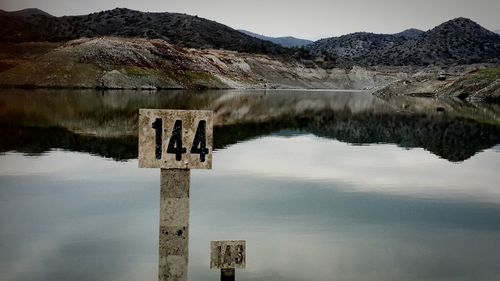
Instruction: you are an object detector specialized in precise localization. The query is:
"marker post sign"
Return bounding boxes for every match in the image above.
[139,109,213,169]
[139,109,213,281]
[211,240,246,281]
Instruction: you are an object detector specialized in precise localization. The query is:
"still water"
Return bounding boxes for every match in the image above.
[1,89,500,281]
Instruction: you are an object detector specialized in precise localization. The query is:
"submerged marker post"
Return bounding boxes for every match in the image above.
[138,109,213,281]
[211,240,246,281]
[158,169,190,281]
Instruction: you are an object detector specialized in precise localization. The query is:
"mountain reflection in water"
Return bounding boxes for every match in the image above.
[0,89,499,162]
[1,89,500,281]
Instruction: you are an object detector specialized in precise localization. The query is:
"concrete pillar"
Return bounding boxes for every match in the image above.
[159,169,190,281]
[221,268,235,281]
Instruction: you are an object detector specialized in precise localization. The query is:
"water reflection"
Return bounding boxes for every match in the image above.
[1,145,500,280]
[1,89,500,162]
[1,89,500,281]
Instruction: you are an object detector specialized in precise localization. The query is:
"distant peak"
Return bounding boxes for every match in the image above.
[98,7,136,14]
[394,28,424,39]
[450,17,475,22]
[439,17,481,27]
[110,7,135,12]
[400,28,423,33]
[429,17,496,36]
[2,8,53,17]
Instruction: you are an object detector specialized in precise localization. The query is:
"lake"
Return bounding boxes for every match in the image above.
[1,89,500,281]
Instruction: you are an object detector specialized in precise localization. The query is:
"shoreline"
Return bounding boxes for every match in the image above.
[0,83,372,92]
[0,37,498,102]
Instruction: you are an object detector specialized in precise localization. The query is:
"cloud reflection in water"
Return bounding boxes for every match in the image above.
[1,134,500,281]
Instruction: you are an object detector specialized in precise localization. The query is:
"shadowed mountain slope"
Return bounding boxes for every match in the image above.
[309,18,500,66]
[0,8,289,56]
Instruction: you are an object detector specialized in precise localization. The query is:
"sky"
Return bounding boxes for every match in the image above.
[0,0,499,41]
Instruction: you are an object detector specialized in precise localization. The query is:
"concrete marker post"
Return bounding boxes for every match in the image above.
[159,169,190,281]
[211,240,246,281]
[139,109,213,281]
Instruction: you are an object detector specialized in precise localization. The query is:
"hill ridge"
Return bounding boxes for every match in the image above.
[309,17,500,66]
[0,7,289,56]
[238,29,313,47]
[2,9,499,66]
[0,8,53,17]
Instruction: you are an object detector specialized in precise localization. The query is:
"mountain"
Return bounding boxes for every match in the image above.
[309,18,500,66]
[0,8,289,56]
[381,17,500,65]
[495,29,500,35]
[0,8,53,17]
[309,32,407,66]
[2,9,499,67]
[238,30,313,47]
[393,28,424,39]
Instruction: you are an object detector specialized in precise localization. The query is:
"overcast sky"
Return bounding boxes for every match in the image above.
[1,0,499,40]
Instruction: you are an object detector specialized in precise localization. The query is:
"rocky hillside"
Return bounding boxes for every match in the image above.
[0,37,399,90]
[0,8,290,56]
[381,18,500,65]
[238,30,313,47]
[375,67,500,101]
[393,28,424,40]
[310,32,407,66]
[310,18,500,66]
[3,8,498,68]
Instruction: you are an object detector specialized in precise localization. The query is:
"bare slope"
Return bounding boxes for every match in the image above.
[0,37,399,90]
[375,67,500,101]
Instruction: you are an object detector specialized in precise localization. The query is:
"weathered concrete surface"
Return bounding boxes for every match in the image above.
[159,169,190,281]
[160,199,189,227]
[139,109,213,169]
[161,170,191,198]
[210,240,246,270]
